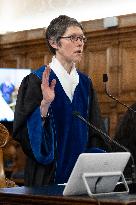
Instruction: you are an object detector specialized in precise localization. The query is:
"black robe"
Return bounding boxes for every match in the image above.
[13,67,110,186]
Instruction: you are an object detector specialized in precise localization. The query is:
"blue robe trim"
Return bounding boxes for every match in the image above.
[27,106,54,164]
[32,65,45,79]
[27,65,99,183]
[86,147,106,153]
[49,69,91,183]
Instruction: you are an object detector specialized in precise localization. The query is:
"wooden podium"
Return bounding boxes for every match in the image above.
[0,185,136,205]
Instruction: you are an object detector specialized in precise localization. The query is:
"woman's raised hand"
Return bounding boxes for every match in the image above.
[40,66,56,116]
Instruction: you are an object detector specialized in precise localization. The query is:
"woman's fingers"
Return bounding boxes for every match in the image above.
[42,66,56,91]
[42,65,51,85]
[41,66,56,102]
[45,65,51,81]
[40,66,54,115]
[50,79,56,90]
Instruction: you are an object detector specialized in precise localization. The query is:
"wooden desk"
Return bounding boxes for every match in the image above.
[0,186,136,205]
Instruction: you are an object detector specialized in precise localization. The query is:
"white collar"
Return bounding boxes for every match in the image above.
[49,56,79,102]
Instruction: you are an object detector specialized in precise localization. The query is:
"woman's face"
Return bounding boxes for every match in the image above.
[53,26,85,65]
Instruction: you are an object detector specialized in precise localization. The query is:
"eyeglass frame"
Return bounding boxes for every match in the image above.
[59,35,87,43]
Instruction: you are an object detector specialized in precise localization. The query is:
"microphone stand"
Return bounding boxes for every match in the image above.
[102,74,136,193]
[73,111,133,159]
[103,74,136,114]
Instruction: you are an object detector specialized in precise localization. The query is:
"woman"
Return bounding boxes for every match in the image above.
[13,15,109,186]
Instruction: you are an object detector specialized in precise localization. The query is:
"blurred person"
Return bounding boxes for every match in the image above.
[114,103,136,179]
[0,78,15,104]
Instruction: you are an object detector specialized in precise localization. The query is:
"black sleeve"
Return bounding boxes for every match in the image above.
[13,72,56,164]
[13,73,43,157]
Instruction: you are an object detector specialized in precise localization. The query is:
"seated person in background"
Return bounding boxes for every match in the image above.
[13,15,110,187]
[114,103,136,180]
[0,78,15,104]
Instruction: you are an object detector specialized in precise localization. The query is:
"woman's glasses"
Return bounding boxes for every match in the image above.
[60,35,87,43]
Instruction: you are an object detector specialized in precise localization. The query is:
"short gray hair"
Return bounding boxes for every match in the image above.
[45,15,83,54]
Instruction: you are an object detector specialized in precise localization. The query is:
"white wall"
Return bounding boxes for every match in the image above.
[0,0,136,34]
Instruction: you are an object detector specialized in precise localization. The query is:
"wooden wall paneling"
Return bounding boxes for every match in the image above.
[76,52,86,73]
[118,27,136,100]
[27,53,45,69]
[120,46,136,93]
[85,33,109,93]
[115,33,136,112]
[87,49,106,93]
[16,54,27,68]
[1,59,18,68]
[84,35,120,137]
[44,54,52,66]
[109,107,119,137]
[106,44,120,96]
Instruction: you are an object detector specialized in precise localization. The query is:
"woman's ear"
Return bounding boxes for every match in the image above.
[49,39,58,49]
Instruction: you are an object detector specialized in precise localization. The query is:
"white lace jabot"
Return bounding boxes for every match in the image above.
[49,56,79,102]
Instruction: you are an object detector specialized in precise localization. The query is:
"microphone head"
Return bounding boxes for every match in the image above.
[103,74,108,82]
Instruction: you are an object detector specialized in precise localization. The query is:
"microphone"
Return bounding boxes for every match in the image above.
[73,111,136,193]
[103,73,136,114]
